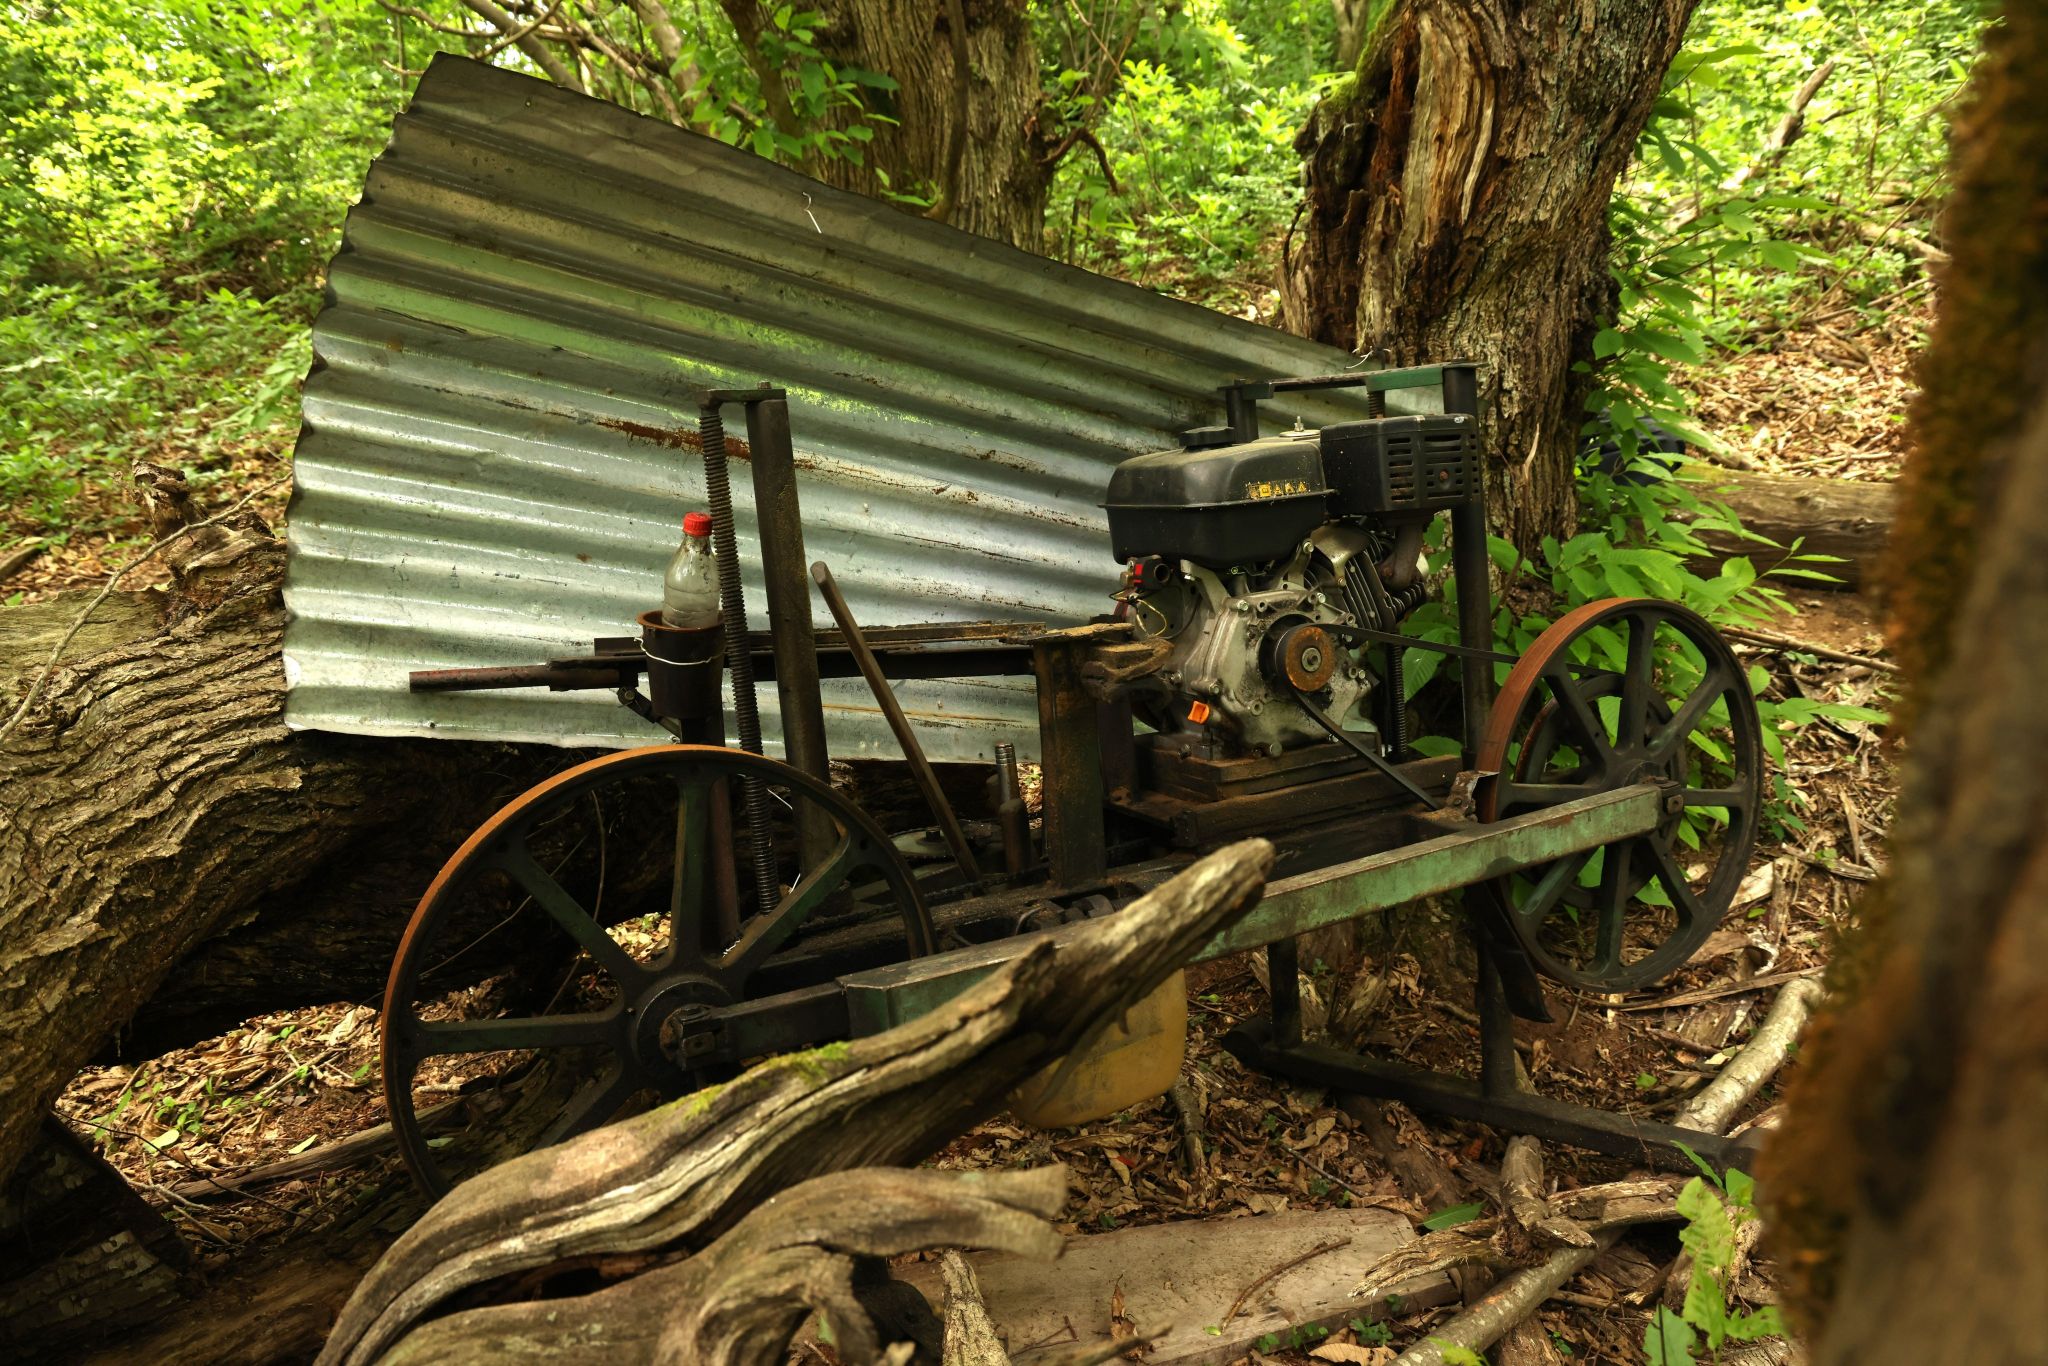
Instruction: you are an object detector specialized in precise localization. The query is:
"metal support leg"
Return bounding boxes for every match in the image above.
[1267,938,1302,1049]
[1475,939,1522,1099]
[1031,637,1107,889]
[736,392,835,869]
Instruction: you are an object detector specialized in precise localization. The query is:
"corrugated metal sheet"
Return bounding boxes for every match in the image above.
[282,54,1422,761]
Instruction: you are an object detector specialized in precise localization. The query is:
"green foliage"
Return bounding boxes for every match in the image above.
[1348,1318,1393,1347]
[672,6,898,168]
[0,0,400,537]
[0,280,308,533]
[1644,1154,1787,1362]
[1592,4,1984,465]
[1043,0,1334,304]
[1419,1200,1485,1231]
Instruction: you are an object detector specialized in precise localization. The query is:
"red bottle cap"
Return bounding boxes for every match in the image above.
[682,511,713,538]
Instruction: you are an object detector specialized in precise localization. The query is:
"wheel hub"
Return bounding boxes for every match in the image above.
[637,974,735,1075]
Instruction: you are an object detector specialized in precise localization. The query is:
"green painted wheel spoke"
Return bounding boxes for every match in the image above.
[1645,840,1708,928]
[669,774,718,963]
[497,845,644,988]
[1647,666,1728,764]
[1515,849,1593,925]
[409,1012,617,1058]
[1592,845,1632,976]
[720,832,862,978]
[1542,663,1616,769]
[1619,613,1656,750]
[1682,784,1754,812]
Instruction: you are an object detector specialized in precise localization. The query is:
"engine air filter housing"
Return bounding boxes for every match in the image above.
[1320,414,1481,517]
[1104,432,1329,567]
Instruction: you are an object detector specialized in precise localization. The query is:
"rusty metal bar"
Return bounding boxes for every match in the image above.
[811,561,982,884]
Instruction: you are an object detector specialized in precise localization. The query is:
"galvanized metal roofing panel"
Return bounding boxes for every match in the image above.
[282,54,1417,761]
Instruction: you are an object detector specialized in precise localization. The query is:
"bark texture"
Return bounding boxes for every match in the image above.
[0,546,578,1189]
[1762,8,2048,1360]
[796,0,1051,247]
[0,1119,193,1358]
[1280,0,1698,552]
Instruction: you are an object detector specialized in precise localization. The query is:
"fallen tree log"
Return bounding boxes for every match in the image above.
[318,837,1277,1365]
[1685,467,1895,592]
[0,530,580,1192]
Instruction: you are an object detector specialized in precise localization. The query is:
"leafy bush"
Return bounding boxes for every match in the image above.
[1645,1153,1787,1362]
[0,279,308,535]
[1043,0,1333,304]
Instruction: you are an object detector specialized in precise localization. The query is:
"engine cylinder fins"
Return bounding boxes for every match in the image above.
[379,744,932,1197]
[1474,598,1764,994]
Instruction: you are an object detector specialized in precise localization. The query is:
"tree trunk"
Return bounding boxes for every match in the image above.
[799,0,1051,248]
[1762,8,2048,1361]
[0,545,578,1189]
[1280,0,1699,553]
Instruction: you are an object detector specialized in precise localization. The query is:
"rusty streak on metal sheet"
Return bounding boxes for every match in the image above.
[595,416,754,462]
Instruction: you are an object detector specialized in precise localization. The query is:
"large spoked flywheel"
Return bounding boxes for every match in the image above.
[381,745,932,1196]
[1477,599,1763,993]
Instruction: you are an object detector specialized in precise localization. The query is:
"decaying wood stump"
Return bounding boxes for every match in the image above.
[319,837,1276,1365]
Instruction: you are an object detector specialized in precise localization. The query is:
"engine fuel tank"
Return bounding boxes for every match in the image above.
[1104,432,1329,568]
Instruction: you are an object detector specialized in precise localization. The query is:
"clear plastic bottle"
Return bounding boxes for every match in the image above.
[662,511,720,629]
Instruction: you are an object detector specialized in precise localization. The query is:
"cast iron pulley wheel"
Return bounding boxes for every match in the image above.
[381,744,932,1197]
[1476,598,1762,993]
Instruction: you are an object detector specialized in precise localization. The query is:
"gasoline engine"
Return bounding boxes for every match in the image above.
[1105,411,1481,760]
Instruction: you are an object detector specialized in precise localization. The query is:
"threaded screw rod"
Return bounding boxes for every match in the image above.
[699,402,780,917]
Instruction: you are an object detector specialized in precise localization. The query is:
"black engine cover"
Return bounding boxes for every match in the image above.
[1104,432,1328,567]
[1319,413,1481,517]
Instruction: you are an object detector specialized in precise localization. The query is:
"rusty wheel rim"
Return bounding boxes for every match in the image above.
[380,744,931,1197]
[1476,599,1762,992]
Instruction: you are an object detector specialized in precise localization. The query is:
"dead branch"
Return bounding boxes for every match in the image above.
[457,0,583,90]
[1223,1237,1351,1325]
[1386,982,1823,1365]
[1672,978,1825,1134]
[1673,59,1837,230]
[942,1250,1013,1366]
[1351,1222,1508,1302]
[319,839,1276,1365]
[1499,1136,1546,1234]
[1168,1074,1207,1186]
[1619,966,1823,1012]
[381,1166,1067,1364]
[1719,624,1900,674]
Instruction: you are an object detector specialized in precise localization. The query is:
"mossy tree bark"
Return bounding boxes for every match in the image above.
[1762,8,2048,1361]
[1279,0,1698,553]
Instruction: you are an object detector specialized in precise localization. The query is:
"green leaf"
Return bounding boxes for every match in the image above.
[1643,1306,1696,1366]
[1420,1201,1485,1231]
